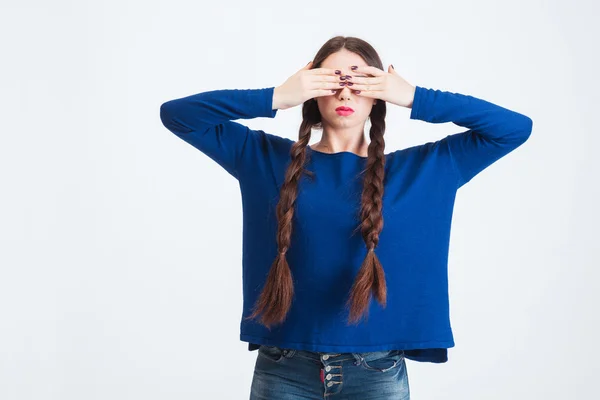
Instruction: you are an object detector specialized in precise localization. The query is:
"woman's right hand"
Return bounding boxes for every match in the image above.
[272,61,342,110]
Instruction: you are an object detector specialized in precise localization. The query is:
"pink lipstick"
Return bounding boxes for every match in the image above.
[336,106,354,116]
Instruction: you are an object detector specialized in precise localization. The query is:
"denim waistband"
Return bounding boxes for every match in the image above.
[276,347,405,364]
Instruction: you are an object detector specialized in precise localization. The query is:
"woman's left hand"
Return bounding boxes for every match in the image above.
[347,65,416,108]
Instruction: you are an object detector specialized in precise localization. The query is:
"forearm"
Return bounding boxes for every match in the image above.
[160,87,278,135]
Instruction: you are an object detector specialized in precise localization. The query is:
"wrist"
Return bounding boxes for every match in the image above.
[406,85,416,108]
[272,86,281,110]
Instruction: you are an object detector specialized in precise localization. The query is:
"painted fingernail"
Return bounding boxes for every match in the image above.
[335,70,341,74]
[331,89,336,92]
[345,75,352,79]
[339,82,346,86]
[340,75,346,80]
[351,66,358,70]
[355,90,361,94]
[347,82,353,86]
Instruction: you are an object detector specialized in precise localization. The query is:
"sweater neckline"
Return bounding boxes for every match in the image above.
[307,146,368,159]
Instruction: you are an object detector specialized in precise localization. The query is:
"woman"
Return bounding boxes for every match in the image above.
[160,36,532,399]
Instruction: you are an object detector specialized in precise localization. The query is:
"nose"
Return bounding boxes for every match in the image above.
[338,84,352,100]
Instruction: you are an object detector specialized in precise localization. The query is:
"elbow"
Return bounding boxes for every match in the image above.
[518,115,533,144]
[508,113,532,145]
[159,100,191,135]
[159,101,171,130]
[159,101,174,131]
[499,113,532,149]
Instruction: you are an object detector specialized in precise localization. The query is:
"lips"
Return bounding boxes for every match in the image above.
[336,106,354,112]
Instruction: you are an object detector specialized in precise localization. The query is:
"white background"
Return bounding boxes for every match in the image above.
[1,0,598,399]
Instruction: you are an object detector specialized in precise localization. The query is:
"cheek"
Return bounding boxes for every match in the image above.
[366,99,378,111]
[318,99,337,113]
[358,102,374,115]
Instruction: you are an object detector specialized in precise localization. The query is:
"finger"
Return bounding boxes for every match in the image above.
[310,80,351,90]
[308,67,343,76]
[349,65,385,77]
[301,61,313,71]
[343,75,384,85]
[310,75,346,84]
[311,89,342,98]
[341,81,383,92]
[350,89,378,98]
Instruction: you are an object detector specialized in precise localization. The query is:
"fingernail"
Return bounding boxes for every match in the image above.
[355,90,361,94]
[340,75,346,80]
[339,82,346,86]
[335,70,341,74]
[351,66,358,70]
[391,64,394,69]
[347,82,353,86]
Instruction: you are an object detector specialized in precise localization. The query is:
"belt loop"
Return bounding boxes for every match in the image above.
[352,353,363,366]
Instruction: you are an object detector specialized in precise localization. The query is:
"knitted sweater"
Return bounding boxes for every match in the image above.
[159,85,532,363]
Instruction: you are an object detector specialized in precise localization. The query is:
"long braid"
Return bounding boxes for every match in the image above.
[346,108,387,324]
[245,117,315,329]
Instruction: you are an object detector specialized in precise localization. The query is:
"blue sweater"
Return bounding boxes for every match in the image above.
[159,85,532,363]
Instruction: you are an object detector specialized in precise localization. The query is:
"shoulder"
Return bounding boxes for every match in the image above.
[384,142,428,164]
[384,139,453,173]
[386,138,452,160]
[241,128,294,157]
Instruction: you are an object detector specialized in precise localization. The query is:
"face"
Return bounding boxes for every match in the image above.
[316,48,377,128]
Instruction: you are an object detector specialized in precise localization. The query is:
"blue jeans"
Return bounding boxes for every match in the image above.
[250,345,410,399]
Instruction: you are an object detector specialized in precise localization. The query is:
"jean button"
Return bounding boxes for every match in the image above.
[325,366,331,372]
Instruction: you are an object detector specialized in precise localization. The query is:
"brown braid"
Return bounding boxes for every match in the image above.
[245,117,317,329]
[346,109,387,324]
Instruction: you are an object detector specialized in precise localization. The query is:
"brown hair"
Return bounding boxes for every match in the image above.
[245,35,388,329]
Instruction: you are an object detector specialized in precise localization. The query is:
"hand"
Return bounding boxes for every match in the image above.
[272,61,342,110]
[345,65,416,108]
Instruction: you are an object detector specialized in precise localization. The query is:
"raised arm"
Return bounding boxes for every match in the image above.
[410,86,533,189]
[159,87,278,179]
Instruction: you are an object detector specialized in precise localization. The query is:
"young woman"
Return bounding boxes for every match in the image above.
[160,36,532,399]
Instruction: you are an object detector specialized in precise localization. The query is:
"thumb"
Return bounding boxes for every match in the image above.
[302,61,313,71]
[388,64,396,74]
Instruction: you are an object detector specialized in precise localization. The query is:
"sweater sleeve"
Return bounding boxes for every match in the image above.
[159,87,278,179]
[410,86,533,189]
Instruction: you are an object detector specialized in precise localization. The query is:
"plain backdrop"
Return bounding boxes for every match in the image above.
[1,0,598,399]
